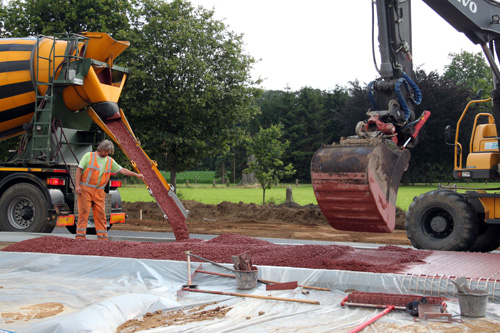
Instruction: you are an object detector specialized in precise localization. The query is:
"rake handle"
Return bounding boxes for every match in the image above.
[182,287,320,305]
[187,253,235,272]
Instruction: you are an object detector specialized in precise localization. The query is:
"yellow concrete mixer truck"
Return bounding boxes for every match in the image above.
[0,32,189,237]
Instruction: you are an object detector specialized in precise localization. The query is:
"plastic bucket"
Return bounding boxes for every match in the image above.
[457,292,489,317]
[234,269,258,290]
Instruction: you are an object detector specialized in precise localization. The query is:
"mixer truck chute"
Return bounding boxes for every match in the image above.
[0,32,189,239]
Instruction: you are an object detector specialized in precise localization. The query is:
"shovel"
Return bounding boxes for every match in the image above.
[231,255,241,270]
[187,252,236,273]
[451,277,473,294]
[239,252,253,270]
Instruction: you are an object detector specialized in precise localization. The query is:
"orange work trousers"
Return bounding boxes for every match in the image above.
[76,186,108,240]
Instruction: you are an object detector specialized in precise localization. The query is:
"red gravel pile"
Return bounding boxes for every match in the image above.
[2,234,432,274]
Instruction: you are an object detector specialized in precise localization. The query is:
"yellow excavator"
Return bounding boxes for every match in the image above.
[312,0,500,252]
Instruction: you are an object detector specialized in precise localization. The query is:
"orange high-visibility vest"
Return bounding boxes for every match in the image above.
[80,152,114,189]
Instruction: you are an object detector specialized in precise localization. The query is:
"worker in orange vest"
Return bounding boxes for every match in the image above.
[74,140,144,240]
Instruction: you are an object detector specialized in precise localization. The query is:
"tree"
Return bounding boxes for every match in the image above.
[333,80,373,140]
[245,124,295,204]
[253,86,349,182]
[405,69,471,183]
[0,0,132,37]
[321,85,350,144]
[252,89,295,132]
[279,87,324,182]
[444,51,493,95]
[119,0,261,187]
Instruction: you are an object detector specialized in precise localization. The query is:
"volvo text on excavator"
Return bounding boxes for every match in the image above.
[312,0,500,252]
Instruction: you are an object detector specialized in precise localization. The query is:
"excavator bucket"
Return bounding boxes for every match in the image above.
[311,138,410,233]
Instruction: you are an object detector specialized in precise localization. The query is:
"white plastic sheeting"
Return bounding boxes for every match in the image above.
[1,251,500,332]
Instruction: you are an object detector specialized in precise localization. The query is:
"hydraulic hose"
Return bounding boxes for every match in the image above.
[367,80,379,110]
[395,72,422,120]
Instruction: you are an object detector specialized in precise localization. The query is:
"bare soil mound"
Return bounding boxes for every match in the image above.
[123,201,406,228]
[115,201,410,246]
[123,200,330,226]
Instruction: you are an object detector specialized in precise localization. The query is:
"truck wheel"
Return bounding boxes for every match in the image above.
[469,224,500,252]
[405,190,478,251]
[0,183,51,233]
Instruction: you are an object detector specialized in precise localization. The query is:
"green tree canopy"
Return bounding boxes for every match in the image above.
[119,0,262,186]
[443,51,493,95]
[245,124,295,204]
[254,86,349,181]
[0,0,132,37]
[408,69,472,184]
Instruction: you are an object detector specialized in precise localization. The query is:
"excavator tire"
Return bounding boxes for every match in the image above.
[405,190,478,251]
[469,224,500,252]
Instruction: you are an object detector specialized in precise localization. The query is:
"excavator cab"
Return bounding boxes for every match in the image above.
[450,97,500,180]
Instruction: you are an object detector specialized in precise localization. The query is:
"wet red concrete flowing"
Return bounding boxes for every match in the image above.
[2,234,432,274]
[104,119,190,240]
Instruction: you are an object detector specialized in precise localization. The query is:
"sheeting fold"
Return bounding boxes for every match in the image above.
[1,252,499,332]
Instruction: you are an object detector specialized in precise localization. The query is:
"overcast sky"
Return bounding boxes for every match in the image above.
[188,0,481,91]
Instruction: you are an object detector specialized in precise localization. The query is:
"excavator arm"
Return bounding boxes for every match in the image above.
[311,0,427,233]
[312,0,500,234]
[359,0,426,148]
[424,0,500,142]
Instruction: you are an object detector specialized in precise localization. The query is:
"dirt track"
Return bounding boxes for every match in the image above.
[114,201,411,245]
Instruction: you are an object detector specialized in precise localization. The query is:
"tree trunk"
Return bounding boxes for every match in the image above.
[239,156,257,186]
[233,154,236,184]
[239,172,257,185]
[262,187,266,205]
[221,163,226,184]
[170,168,177,193]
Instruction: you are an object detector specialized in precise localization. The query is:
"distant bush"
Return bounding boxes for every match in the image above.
[265,195,285,205]
[160,170,216,184]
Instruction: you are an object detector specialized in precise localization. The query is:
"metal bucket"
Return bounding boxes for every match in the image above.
[311,138,410,233]
[234,269,258,290]
[457,291,489,317]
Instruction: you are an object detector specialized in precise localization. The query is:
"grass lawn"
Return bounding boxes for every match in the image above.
[119,184,317,206]
[120,182,500,211]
